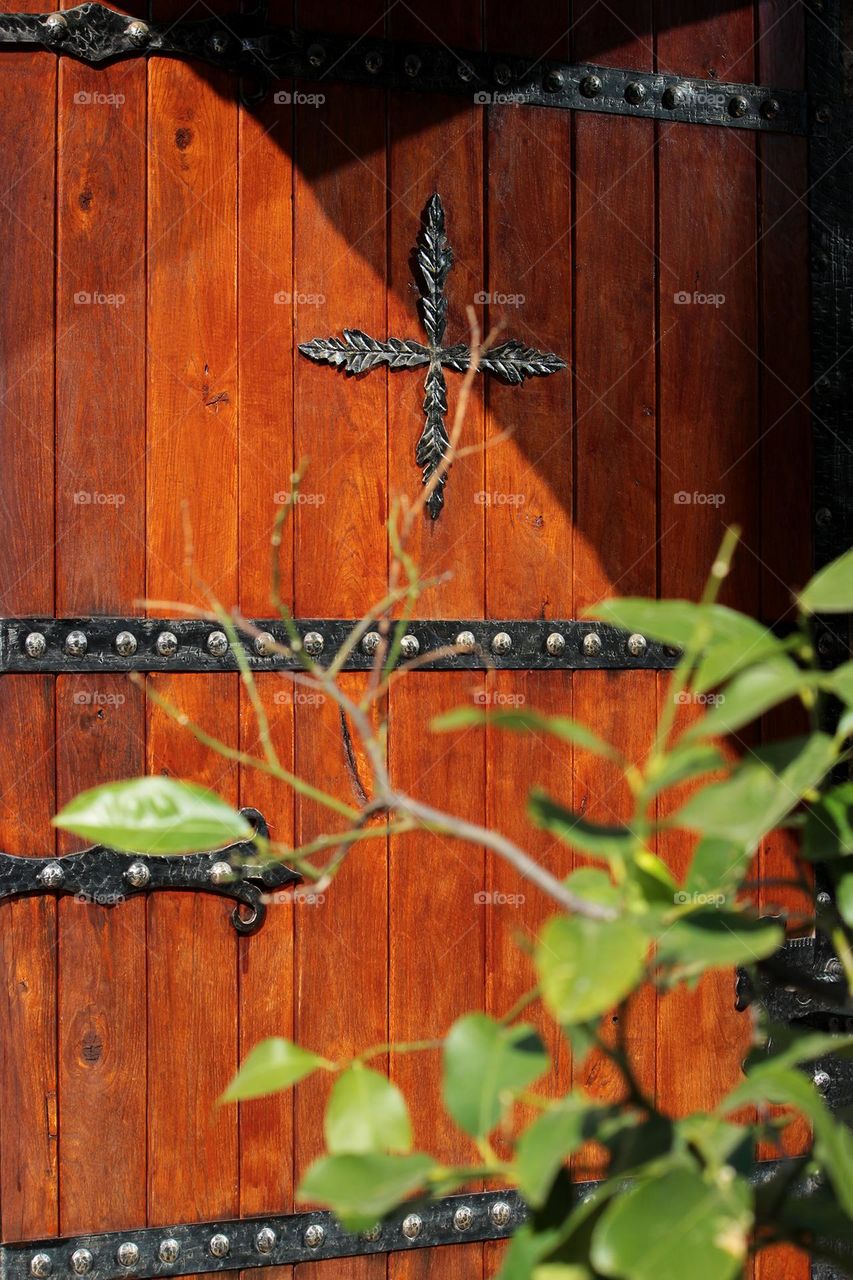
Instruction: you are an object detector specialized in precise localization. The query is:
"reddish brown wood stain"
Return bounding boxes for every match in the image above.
[0,2,812,1277]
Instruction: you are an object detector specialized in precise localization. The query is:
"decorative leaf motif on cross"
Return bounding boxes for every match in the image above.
[298,193,567,519]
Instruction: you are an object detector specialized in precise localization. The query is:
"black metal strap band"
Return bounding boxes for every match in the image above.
[0,617,677,674]
[0,811,299,935]
[0,3,806,133]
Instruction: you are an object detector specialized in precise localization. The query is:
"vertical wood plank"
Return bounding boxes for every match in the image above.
[388,9,485,1280]
[0,25,57,1243]
[292,10,388,1280]
[655,3,758,1122]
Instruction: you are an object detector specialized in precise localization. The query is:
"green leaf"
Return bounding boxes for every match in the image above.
[431,706,622,762]
[562,868,620,910]
[687,658,810,740]
[825,660,853,706]
[684,837,751,899]
[643,743,726,799]
[673,734,836,850]
[516,1097,604,1207]
[799,546,853,613]
[442,1013,548,1138]
[529,790,635,861]
[536,915,647,1024]
[221,1037,331,1102]
[655,912,783,979]
[298,1152,435,1232]
[744,1025,853,1076]
[803,782,853,860]
[590,1168,752,1280]
[53,776,252,854]
[324,1064,412,1155]
[836,871,853,928]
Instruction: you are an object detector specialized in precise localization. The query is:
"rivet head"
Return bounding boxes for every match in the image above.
[126,19,148,45]
[360,1225,382,1242]
[207,31,230,56]
[580,73,603,97]
[114,630,138,657]
[304,1224,325,1250]
[38,862,65,890]
[453,1206,473,1231]
[209,1235,229,1259]
[491,631,512,656]
[362,630,382,656]
[158,1239,180,1264]
[582,632,602,657]
[207,630,229,657]
[624,80,647,104]
[816,890,832,907]
[728,94,749,118]
[254,631,276,657]
[814,1069,832,1095]
[303,631,324,657]
[493,62,511,85]
[65,630,88,657]
[30,1255,52,1278]
[306,42,325,68]
[364,50,383,73]
[43,12,67,40]
[400,634,420,659]
[544,68,565,92]
[824,957,843,978]
[124,860,150,889]
[254,1228,276,1255]
[760,96,781,120]
[626,633,647,657]
[545,632,565,656]
[210,861,233,886]
[401,1214,422,1241]
[404,53,421,77]
[455,630,477,653]
[70,1250,92,1275]
[661,84,686,109]
[155,631,178,658]
[457,61,474,82]
[24,631,47,659]
[489,1200,512,1228]
[816,105,832,124]
[116,1243,139,1268]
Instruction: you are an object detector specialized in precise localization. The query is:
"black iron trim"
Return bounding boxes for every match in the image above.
[0,3,806,132]
[0,617,679,674]
[0,810,299,936]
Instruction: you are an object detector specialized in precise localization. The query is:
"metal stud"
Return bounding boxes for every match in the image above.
[70,1250,93,1275]
[124,861,150,889]
[626,633,647,658]
[364,50,383,73]
[254,1228,276,1255]
[491,632,512,656]
[207,31,230,56]
[38,862,65,889]
[30,1255,52,1278]
[43,11,67,40]
[455,630,477,653]
[404,53,421,78]
[360,1225,382,1243]
[208,1235,229,1259]
[116,1243,139,1268]
[728,95,749,118]
[304,1224,325,1250]
[306,42,325,68]
[489,1200,512,1228]
[362,631,382,656]
[453,1205,473,1231]
[65,630,88,657]
[155,631,178,658]
[24,631,47,658]
[493,62,511,85]
[545,632,565,656]
[661,84,686,109]
[209,861,234,886]
[303,631,324,657]
[114,630,138,657]
[401,1214,422,1241]
[544,68,565,92]
[814,1069,832,1095]
[206,630,229,657]
[254,631,277,657]
[400,634,420,659]
[158,1239,180,1265]
[126,19,148,45]
[760,97,781,120]
[624,80,647,105]
[580,73,602,97]
[582,632,602,657]
[456,61,474,82]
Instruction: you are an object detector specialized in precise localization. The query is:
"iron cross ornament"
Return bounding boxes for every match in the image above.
[299,194,567,518]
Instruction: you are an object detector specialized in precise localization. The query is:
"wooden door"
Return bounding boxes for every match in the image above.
[0,2,812,1279]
